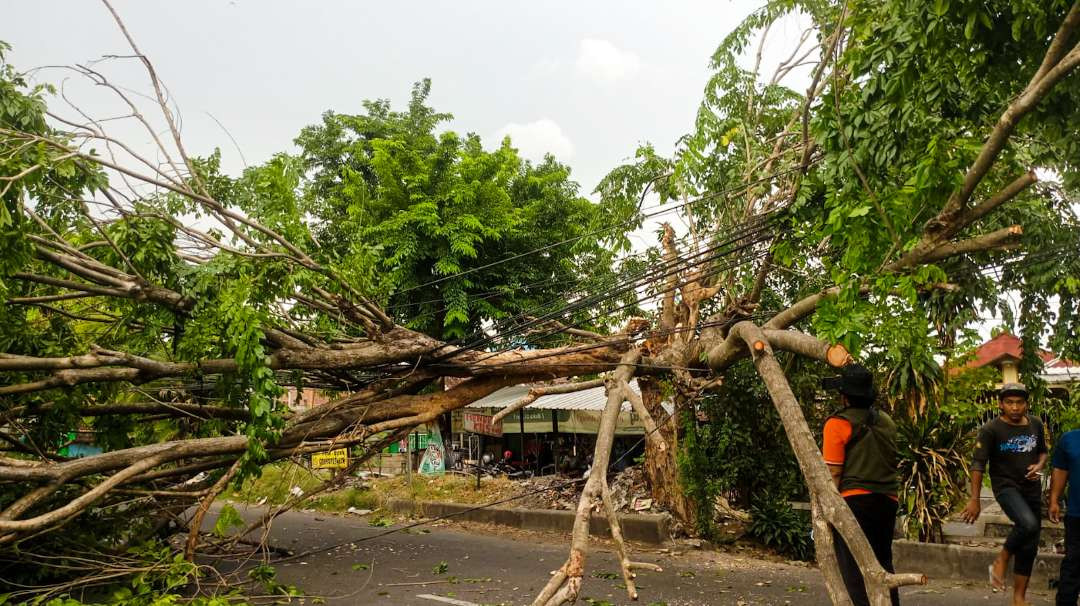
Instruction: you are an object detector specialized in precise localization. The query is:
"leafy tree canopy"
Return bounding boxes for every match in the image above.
[292,80,617,340]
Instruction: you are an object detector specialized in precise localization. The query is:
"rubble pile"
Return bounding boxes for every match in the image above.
[507,466,665,514]
[509,475,580,510]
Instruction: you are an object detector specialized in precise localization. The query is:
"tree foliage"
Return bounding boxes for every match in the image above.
[1,0,1080,604]
[293,80,617,339]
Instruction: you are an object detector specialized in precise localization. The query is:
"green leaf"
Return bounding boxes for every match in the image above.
[213,504,245,538]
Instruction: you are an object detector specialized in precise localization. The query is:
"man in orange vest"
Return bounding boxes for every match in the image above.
[822,364,900,606]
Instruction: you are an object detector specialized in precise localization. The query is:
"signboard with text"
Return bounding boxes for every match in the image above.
[311,448,349,469]
[462,411,503,437]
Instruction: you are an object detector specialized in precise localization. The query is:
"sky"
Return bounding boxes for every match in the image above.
[2,0,811,196]
[1,2,1039,345]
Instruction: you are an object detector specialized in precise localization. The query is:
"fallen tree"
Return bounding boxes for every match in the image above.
[2,1,1080,605]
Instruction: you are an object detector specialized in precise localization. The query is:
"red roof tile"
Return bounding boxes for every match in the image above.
[961,332,1078,370]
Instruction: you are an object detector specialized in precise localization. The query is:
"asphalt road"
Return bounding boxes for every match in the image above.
[206,502,1056,606]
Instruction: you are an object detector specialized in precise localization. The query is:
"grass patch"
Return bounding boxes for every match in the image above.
[377,474,518,505]
[225,462,378,513]
[226,463,520,514]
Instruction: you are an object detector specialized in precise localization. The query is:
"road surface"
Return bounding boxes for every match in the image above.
[206,502,1055,605]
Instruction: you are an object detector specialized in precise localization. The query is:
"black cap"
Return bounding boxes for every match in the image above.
[822,364,875,400]
[999,382,1029,399]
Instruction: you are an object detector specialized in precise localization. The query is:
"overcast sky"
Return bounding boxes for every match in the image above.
[3,0,812,195]
[3,2,1025,341]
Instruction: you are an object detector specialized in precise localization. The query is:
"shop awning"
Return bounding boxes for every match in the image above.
[460,380,674,435]
[466,379,673,414]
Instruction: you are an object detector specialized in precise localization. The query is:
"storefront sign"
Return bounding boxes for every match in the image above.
[462,411,503,437]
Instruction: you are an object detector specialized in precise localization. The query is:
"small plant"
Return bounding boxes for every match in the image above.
[248,563,277,584]
[368,516,394,527]
[213,504,245,537]
[432,561,449,575]
[591,571,618,579]
[896,407,972,542]
[351,563,370,571]
[747,495,813,561]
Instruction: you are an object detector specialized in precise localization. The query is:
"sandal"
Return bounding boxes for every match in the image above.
[988,563,1006,591]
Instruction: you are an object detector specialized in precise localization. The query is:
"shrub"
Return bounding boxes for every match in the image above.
[747,495,814,561]
[896,408,973,542]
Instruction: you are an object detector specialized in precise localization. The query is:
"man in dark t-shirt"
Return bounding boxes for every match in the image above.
[960,382,1048,605]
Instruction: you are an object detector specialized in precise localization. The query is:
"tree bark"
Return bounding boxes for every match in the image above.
[637,377,697,531]
[729,322,926,605]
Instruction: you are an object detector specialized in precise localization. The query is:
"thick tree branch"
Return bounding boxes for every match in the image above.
[729,322,925,605]
[532,349,661,606]
[931,15,1080,230]
[491,378,605,424]
[957,172,1037,233]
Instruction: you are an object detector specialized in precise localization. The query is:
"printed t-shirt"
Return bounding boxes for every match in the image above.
[971,415,1047,498]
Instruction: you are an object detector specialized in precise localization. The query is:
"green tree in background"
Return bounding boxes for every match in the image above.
[293,80,617,340]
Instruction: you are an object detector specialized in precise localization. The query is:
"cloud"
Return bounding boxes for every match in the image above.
[575,38,640,83]
[491,119,575,161]
[531,57,562,75]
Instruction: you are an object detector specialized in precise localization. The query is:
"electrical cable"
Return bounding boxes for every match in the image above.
[391,165,808,297]
[431,212,780,363]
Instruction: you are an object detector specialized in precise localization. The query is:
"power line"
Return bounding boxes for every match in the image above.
[432,212,780,362]
[382,227,715,314]
[391,165,807,297]
[440,225,775,365]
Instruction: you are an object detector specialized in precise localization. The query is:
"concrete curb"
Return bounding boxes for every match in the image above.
[384,498,673,545]
[894,540,1062,587]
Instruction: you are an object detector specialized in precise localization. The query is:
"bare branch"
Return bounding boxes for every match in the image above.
[491,378,605,424]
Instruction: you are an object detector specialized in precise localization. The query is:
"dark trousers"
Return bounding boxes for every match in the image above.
[997,487,1042,577]
[1058,516,1080,605]
[833,493,900,606]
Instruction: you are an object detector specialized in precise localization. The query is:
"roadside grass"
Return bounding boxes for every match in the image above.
[226,463,520,514]
[386,473,519,505]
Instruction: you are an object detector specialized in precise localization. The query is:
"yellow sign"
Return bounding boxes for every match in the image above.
[312,448,349,469]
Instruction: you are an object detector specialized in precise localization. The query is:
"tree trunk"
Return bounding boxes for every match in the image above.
[638,377,697,532]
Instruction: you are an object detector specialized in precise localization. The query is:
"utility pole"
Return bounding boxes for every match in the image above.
[519,408,526,467]
[405,430,412,487]
[476,434,484,490]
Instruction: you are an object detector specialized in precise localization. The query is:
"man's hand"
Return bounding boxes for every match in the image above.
[1025,463,1042,481]
[1050,500,1062,524]
[960,498,981,524]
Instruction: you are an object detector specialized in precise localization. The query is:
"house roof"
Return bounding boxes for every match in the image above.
[961,332,1079,383]
[967,332,1024,368]
[467,379,674,414]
